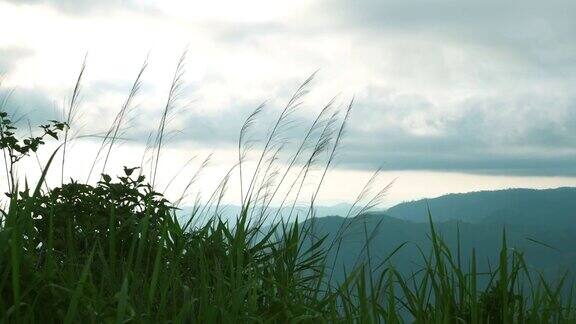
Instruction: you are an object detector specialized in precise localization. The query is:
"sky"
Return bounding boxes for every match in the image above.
[1,0,575,208]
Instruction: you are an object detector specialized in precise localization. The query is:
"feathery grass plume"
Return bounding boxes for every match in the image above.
[324,171,394,284]
[173,153,212,208]
[297,99,353,249]
[195,163,238,225]
[271,105,339,226]
[238,102,265,206]
[209,168,234,224]
[151,50,187,188]
[61,56,87,185]
[326,170,395,257]
[306,98,353,219]
[260,96,337,218]
[279,106,341,223]
[242,72,316,208]
[86,58,148,183]
[251,143,283,221]
[345,168,389,218]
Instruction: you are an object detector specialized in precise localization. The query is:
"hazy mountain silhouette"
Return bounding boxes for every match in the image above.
[177,203,360,225]
[306,187,576,283]
[386,187,576,230]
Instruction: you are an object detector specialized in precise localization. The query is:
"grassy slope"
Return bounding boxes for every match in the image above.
[2,180,576,323]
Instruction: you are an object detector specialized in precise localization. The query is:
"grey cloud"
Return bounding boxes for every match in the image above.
[129,101,296,148]
[329,0,576,75]
[338,92,576,175]
[304,0,576,175]
[5,82,576,176]
[330,0,576,39]
[148,88,576,176]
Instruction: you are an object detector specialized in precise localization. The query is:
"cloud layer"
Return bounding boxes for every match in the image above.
[1,0,575,177]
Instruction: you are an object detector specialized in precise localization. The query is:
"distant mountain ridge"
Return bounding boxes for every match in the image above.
[386,187,576,230]
[304,187,576,284]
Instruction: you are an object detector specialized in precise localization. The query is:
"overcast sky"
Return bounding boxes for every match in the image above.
[1,0,575,207]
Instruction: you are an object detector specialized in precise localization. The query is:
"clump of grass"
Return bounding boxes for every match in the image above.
[1,59,575,323]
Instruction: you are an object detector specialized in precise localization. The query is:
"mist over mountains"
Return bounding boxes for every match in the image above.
[307,187,576,283]
[177,202,364,225]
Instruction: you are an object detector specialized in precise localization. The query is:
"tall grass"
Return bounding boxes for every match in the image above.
[1,59,575,323]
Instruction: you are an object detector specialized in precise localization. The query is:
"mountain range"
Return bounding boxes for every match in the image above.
[308,187,576,283]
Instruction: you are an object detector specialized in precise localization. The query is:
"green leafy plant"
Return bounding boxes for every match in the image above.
[0,111,67,193]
